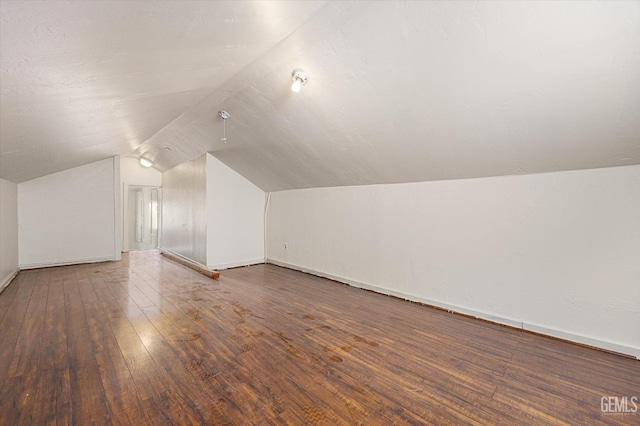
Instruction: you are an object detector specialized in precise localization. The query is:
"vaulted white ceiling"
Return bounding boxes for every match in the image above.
[1,1,639,190]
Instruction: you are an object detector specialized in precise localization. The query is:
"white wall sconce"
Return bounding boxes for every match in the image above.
[291,69,308,93]
[139,156,154,168]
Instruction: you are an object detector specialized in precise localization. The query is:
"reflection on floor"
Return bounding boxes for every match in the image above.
[0,251,637,424]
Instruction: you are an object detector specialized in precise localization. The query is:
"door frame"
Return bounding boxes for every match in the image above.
[122,182,162,252]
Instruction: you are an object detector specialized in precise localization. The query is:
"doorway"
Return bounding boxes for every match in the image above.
[127,185,159,251]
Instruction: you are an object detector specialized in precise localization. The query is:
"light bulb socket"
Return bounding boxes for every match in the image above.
[291,69,308,92]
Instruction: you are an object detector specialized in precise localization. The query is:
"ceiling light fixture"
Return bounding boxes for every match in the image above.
[218,109,230,143]
[139,157,154,168]
[291,69,308,93]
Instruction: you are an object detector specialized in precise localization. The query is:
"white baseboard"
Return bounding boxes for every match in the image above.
[0,268,19,293]
[19,256,116,270]
[212,258,265,270]
[267,258,639,360]
[521,322,639,359]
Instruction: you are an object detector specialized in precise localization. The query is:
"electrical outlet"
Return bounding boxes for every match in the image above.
[284,243,288,250]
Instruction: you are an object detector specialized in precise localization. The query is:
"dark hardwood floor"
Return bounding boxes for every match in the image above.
[0,251,637,425]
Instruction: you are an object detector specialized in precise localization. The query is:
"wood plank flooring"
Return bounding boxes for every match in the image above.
[0,251,638,425]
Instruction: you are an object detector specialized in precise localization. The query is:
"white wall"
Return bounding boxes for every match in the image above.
[18,157,120,269]
[160,153,265,270]
[161,154,207,266]
[206,153,264,269]
[267,165,640,358]
[0,178,19,291]
[120,157,162,252]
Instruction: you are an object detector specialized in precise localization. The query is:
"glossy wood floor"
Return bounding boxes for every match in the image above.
[0,251,638,425]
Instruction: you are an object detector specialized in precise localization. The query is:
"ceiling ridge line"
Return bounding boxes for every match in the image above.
[132,1,372,166]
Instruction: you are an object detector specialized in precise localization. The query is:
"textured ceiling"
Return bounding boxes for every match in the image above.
[1,1,639,190]
[0,0,326,183]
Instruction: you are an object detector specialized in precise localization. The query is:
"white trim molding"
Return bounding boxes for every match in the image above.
[211,258,265,271]
[0,268,19,293]
[19,256,116,270]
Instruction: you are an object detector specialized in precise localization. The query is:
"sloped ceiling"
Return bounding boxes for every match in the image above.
[1,1,639,190]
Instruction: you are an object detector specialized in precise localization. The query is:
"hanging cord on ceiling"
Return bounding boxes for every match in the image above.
[218,109,230,143]
[222,118,227,144]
